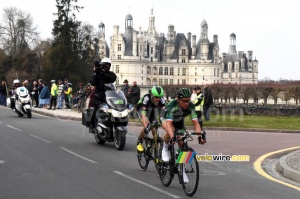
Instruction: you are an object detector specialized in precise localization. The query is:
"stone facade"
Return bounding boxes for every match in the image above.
[95,8,258,87]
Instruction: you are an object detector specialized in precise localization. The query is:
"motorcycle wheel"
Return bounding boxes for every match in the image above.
[26,109,32,118]
[95,134,106,145]
[114,130,126,150]
[15,109,23,117]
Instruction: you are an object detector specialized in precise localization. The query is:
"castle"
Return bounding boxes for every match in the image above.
[96,8,258,86]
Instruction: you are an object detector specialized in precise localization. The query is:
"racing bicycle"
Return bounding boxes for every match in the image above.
[158,130,206,197]
[137,122,164,173]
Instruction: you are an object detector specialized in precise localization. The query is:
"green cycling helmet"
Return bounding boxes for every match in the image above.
[176,88,191,98]
[151,86,164,97]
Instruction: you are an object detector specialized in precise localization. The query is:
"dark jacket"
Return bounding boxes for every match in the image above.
[90,70,117,100]
[130,85,140,104]
[39,86,50,99]
[203,87,213,106]
[0,84,7,95]
[121,84,130,102]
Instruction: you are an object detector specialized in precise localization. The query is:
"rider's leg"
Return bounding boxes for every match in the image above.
[137,110,149,152]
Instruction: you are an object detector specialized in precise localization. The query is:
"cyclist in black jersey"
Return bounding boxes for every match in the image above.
[161,88,206,162]
[136,86,166,152]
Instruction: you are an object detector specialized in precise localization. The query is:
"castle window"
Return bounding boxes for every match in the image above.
[217,68,220,76]
[159,79,163,85]
[170,79,173,85]
[182,49,186,56]
[182,79,186,85]
[177,79,180,85]
[170,67,174,75]
[151,57,153,62]
[118,44,121,51]
[151,47,153,54]
[116,65,119,73]
[178,68,180,75]
[164,79,168,85]
[159,67,163,75]
[182,59,185,63]
[182,68,186,76]
[118,55,121,59]
[214,68,216,76]
[164,67,168,75]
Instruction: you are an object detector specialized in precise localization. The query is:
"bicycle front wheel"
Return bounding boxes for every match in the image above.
[179,148,199,197]
[154,137,164,175]
[158,146,174,187]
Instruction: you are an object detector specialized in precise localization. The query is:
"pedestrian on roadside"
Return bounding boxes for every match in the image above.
[56,79,64,109]
[129,81,140,118]
[203,84,213,121]
[48,80,58,110]
[32,81,39,107]
[64,82,72,111]
[121,79,131,103]
[0,80,7,106]
[39,83,50,109]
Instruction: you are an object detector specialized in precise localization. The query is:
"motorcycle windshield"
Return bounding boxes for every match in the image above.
[105,90,127,111]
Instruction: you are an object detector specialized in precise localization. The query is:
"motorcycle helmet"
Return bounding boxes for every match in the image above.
[100,57,111,67]
[151,86,164,98]
[50,80,56,84]
[176,88,192,98]
[13,79,20,84]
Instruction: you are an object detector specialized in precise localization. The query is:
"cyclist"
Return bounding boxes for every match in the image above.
[161,88,206,162]
[136,86,166,152]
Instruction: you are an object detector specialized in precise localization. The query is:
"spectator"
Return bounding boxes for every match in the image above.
[39,83,50,109]
[37,79,44,107]
[64,82,72,111]
[203,84,213,121]
[0,80,7,106]
[129,81,140,118]
[56,79,64,109]
[74,83,85,107]
[121,79,130,103]
[32,81,39,107]
[63,78,69,109]
[48,80,58,110]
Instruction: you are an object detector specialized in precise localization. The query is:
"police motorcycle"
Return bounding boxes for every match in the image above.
[7,86,32,118]
[82,83,132,150]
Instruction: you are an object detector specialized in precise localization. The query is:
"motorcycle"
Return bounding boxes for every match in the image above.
[7,87,32,118]
[82,83,132,150]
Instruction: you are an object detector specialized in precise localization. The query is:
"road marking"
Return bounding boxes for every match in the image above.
[60,147,97,164]
[6,125,22,131]
[114,171,181,198]
[29,134,51,144]
[253,146,300,191]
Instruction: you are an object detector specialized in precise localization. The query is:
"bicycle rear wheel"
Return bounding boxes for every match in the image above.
[137,139,149,171]
[179,148,199,197]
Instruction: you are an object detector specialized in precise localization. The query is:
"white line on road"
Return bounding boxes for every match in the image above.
[113,171,181,199]
[6,125,22,131]
[29,134,51,144]
[60,147,98,164]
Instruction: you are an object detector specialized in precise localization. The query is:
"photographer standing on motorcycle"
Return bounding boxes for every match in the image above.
[90,57,117,128]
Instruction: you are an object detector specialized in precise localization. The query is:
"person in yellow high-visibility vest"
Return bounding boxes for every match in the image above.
[193,86,203,129]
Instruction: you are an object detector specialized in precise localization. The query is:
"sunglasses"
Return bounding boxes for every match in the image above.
[154,96,161,99]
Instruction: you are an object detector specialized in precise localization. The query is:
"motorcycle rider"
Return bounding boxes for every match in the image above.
[136,86,166,152]
[9,79,21,111]
[90,57,117,130]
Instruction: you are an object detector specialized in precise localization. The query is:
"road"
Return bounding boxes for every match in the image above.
[0,108,299,198]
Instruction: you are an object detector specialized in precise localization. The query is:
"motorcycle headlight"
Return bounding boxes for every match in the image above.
[111,109,128,118]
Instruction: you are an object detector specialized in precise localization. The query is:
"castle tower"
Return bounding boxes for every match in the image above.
[124,13,133,56]
[200,19,209,60]
[228,33,237,53]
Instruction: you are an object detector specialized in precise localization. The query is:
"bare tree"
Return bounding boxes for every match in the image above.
[0,7,39,59]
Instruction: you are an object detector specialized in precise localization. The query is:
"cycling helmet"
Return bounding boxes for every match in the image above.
[67,83,72,87]
[100,57,111,67]
[176,88,191,98]
[13,79,20,84]
[151,86,164,97]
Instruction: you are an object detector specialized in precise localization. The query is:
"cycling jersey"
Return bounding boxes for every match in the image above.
[165,99,198,130]
[137,94,165,123]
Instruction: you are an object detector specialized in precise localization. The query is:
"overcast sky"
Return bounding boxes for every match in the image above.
[1,0,299,81]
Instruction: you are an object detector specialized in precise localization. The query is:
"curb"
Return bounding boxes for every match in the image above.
[277,149,300,183]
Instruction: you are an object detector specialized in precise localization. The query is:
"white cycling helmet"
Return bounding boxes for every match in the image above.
[13,79,20,84]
